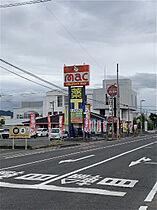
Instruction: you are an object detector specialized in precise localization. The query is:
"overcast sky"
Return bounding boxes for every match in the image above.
[0,0,156,112]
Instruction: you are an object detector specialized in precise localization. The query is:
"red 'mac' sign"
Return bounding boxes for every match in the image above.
[64,65,90,86]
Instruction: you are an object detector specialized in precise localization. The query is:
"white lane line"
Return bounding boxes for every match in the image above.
[1,135,153,159]
[139,206,148,210]
[145,162,157,165]
[144,181,157,202]
[39,141,157,186]
[59,154,95,164]
[1,140,156,171]
[0,182,126,197]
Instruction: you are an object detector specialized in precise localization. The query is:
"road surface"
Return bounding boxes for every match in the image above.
[0,134,157,210]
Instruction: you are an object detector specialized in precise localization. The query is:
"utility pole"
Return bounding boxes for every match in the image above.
[111,85,114,140]
[128,106,130,136]
[140,99,145,134]
[117,64,120,139]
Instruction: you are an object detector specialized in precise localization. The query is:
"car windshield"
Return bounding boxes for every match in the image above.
[51,129,59,133]
[37,128,43,131]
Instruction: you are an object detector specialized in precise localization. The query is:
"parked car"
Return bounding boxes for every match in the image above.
[0,128,9,139]
[37,128,48,137]
[49,128,67,140]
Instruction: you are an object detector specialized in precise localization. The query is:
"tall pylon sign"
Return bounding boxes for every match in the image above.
[64,65,90,137]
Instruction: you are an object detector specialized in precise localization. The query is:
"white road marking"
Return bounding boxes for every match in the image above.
[15,173,57,181]
[97,178,138,188]
[129,157,151,167]
[138,206,148,210]
[145,162,157,165]
[38,141,157,186]
[59,154,95,164]
[0,170,24,179]
[144,181,157,202]
[1,139,156,171]
[61,174,101,186]
[0,181,126,197]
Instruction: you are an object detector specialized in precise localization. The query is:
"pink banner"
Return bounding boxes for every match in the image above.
[48,114,51,133]
[84,118,90,132]
[97,120,101,133]
[91,119,96,132]
[30,114,37,136]
[59,116,63,134]
[103,120,107,132]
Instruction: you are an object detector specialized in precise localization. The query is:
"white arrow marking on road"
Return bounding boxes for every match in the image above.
[129,157,151,167]
[59,154,95,164]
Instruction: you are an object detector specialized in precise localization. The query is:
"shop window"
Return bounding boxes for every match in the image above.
[57,96,62,107]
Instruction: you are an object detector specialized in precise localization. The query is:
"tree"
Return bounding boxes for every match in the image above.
[0,119,5,127]
[149,113,157,128]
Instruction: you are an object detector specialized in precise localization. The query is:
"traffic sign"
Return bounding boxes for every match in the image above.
[107,85,117,97]
[107,117,117,123]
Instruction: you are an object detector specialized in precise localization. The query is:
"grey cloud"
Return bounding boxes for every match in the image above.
[131,73,157,90]
[61,1,156,43]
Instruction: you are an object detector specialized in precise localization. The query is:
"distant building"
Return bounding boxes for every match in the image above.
[12,79,137,124]
[93,79,137,122]
[13,101,43,119]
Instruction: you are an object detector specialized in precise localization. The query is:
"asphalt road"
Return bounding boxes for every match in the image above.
[0,134,157,210]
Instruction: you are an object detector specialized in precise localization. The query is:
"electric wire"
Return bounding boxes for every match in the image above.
[0,59,67,95]
[0,65,54,90]
[42,3,102,69]
[0,0,52,8]
[0,60,155,113]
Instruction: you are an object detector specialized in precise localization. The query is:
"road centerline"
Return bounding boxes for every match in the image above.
[38,141,157,186]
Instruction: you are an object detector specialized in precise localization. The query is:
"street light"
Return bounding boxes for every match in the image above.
[140,99,145,134]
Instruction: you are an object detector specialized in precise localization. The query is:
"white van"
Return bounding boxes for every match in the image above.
[49,128,67,140]
[37,128,48,137]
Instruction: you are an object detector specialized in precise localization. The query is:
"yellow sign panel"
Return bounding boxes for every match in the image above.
[71,87,82,99]
[9,126,30,139]
[70,99,83,109]
[123,122,127,133]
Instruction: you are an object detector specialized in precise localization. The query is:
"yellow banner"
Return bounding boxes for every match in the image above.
[123,122,127,133]
[64,105,69,125]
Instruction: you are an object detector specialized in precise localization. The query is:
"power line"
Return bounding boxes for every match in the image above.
[0,65,53,90]
[42,3,102,69]
[0,0,52,8]
[0,60,155,112]
[0,59,67,94]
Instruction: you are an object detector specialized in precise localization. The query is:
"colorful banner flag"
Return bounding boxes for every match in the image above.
[130,124,133,133]
[59,115,63,134]
[48,114,51,133]
[103,120,107,132]
[91,119,96,132]
[84,104,91,132]
[97,120,101,133]
[123,122,127,133]
[84,118,90,132]
[30,114,37,136]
